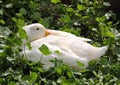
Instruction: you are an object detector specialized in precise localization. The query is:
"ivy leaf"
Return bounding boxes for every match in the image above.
[77,4,85,10]
[66,7,74,12]
[77,61,84,67]
[39,44,51,56]
[19,28,27,39]
[30,72,38,83]
[8,81,16,85]
[107,31,115,38]
[26,42,32,50]
[0,19,5,24]
[50,0,60,3]
[12,18,25,28]
[55,50,61,54]
[19,8,27,15]
[55,67,62,75]
[29,2,39,10]
[32,12,41,20]
[67,70,73,78]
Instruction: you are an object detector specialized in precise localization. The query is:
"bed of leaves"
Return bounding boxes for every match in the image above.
[0,0,120,85]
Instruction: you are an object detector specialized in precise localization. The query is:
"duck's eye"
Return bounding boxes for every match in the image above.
[36,28,39,30]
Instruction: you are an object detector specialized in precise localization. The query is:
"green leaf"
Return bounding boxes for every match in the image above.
[114,47,120,55]
[19,8,27,15]
[63,15,71,22]
[5,3,13,8]
[30,72,38,82]
[12,18,25,28]
[60,15,71,23]
[77,4,85,10]
[0,78,4,83]
[107,31,115,38]
[55,50,61,54]
[0,19,5,24]
[17,19,25,27]
[39,44,51,56]
[51,0,60,3]
[29,2,39,10]
[103,2,111,6]
[19,28,27,39]
[8,81,16,85]
[55,67,62,74]
[39,18,50,28]
[95,17,102,22]
[32,12,41,20]
[67,71,73,78]
[0,10,3,15]
[26,42,32,50]
[77,61,84,67]
[95,16,106,22]
[66,7,74,12]
[37,67,43,72]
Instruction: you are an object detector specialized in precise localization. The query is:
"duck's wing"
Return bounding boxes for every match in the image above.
[36,35,89,60]
[69,39,107,61]
[24,35,94,70]
[48,29,91,42]
[29,35,107,62]
[30,36,89,69]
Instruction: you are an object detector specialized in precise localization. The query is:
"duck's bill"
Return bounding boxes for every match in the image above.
[45,30,50,36]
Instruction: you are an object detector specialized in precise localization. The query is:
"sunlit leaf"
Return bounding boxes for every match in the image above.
[55,50,61,54]
[50,0,60,3]
[12,18,25,28]
[39,44,51,56]
[77,4,85,10]
[66,7,74,12]
[107,31,115,38]
[55,67,62,74]
[26,42,32,50]
[67,71,73,78]
[30,72,38,82]
[77,61,84,67]
[19,28,27,39]
[0,19,5,24]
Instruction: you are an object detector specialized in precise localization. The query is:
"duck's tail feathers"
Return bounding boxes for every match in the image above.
[89,46,108,61]
[96,46,108,59]
[99,46,108,54]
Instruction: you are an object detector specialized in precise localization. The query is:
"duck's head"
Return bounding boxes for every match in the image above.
[23,23,50,41]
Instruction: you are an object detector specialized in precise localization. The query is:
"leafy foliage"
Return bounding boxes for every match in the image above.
[39,44,51,56]
[0,0,120,84]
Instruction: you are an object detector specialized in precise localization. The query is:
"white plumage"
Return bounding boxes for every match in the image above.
[22,23,107,71]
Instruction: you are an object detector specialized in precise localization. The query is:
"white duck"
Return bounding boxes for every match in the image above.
[22,23,107,71]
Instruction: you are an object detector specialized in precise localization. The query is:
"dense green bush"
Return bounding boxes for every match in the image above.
[0,0,120,84]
